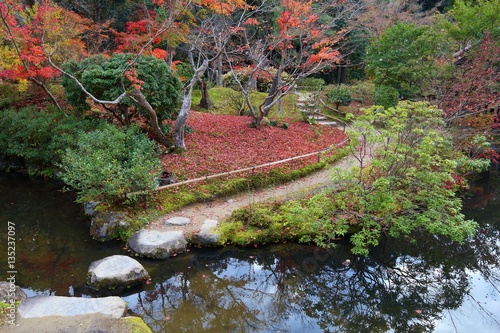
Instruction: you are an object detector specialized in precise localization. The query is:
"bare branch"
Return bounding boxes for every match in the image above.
[47,52,127,105]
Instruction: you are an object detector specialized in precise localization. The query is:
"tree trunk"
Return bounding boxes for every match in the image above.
[198,80,213,109]
[166,44,174,67]
[174,57,209,150]
[248,76,257,91]
[175,89,192,150]
[215,56,223,86]
[128,89,170,148]
[263,71,280,110]
[256,65,282,124]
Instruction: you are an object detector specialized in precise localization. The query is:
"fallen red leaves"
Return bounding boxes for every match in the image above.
[161,112,347,180]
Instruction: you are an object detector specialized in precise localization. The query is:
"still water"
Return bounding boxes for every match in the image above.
[1,172,499,332]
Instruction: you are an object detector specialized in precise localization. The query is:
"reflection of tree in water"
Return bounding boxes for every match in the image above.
[301,237,473,333]
[128,196,500,333]
[132,248,313,332]
[125,229,498,333]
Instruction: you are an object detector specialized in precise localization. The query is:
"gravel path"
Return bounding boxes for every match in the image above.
[147,148,370,237]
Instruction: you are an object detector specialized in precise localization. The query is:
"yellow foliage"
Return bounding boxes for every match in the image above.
[17,79,30,92]
[0,46,21,69]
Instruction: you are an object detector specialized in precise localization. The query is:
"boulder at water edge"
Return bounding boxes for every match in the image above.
[0,281,27,303]
[90,211,127,241]
[17,295,127,318]
[127,230,187,259]
[87,255,149,290]
[196,219,220,246]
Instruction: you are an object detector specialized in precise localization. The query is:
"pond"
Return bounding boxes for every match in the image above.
[0,171,499,332]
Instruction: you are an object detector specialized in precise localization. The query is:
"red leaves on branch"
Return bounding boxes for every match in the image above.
[161,112,347,180]
[439,34,500,125]
[0,0,89,84]
[244,18,260,26]
[124,67,144,90]
[152,48,168,60]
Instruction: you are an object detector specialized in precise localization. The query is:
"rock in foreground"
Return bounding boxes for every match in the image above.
[87,255,149,290]
[17,295,127,318]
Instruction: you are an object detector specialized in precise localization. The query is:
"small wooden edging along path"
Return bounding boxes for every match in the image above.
[145,144,374,239]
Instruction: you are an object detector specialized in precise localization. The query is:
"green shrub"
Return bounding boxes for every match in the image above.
[174,61,194,82]
[0,106,99,176]
[374,85,399,108]
[327,84,353,109]
[347,81,375,104]
[62,54,182,122]
[60,123,162,204]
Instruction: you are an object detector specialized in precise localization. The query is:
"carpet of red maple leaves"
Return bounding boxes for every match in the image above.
[161,112,347,181]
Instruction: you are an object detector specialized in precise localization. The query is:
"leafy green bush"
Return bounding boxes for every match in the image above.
[62,53,182,122]
[374,85,399,108]
[327,84,353,109]
[0,106,99,177]
[220,102,490,255]
[365,22,451,98]
[174,61,194,82]
[60,124,162,204]
[347,81,375,104]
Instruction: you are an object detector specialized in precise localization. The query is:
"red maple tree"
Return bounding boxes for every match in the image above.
[0,0,90,108]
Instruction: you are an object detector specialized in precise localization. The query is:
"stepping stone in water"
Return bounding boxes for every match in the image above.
[87,255,150,290]
[18,295,127,318]
[196,219,220,246]
[128,230,187,259]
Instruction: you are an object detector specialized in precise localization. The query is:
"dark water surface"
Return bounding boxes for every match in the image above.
[1,172,499,332]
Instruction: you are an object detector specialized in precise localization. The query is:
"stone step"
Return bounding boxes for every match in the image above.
[18,296,127,319]
[317,120,338,126]
[309,115,328,120]
[128,229,188,259]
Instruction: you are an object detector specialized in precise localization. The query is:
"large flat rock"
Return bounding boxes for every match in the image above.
[87,255,149,290]
[127,230,187,259]
[17,295,127,319]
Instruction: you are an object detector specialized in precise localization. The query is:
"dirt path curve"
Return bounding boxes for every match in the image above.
[147,149,369,237]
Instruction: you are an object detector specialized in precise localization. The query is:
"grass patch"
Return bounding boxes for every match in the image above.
[217,183,352,248]
[190,86,301,121]
[217,202,294,245]
[0,300,18,325]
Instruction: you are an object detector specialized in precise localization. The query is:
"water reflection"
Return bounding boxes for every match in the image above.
[125,220,500,333]
[1,172,499,332]
[0,173,122,296]
[126,171,500,332]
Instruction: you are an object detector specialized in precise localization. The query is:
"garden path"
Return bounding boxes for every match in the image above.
[146,146,374,237]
